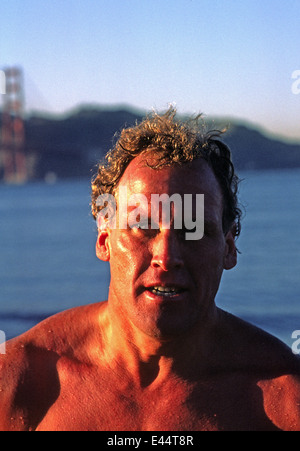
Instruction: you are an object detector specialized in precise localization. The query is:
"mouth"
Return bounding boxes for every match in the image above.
[146,285,186,298]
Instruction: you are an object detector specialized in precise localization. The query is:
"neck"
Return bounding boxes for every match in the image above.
[100,300,220,388]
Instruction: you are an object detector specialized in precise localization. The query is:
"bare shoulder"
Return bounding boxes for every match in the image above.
[257,373,300,431]
[218,309,300,374]
[218,309,300,430]
[0,302,107,431]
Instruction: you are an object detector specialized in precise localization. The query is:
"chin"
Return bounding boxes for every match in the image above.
[134,311,200,341]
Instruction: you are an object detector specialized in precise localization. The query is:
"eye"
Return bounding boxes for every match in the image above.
[204,221,219,237]
[131,218,148,229]
[130,221,160,239]
[131,223,142,230]
[130,220,149,233]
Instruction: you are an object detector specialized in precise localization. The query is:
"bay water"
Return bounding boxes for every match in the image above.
[0,170,300,350]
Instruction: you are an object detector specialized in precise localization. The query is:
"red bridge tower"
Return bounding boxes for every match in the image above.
[0,67,27,183]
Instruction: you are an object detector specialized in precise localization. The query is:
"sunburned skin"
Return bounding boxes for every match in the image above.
[1,156,300,431]
[1,303,300,431]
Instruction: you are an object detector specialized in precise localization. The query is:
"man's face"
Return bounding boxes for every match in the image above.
[97,155,237,340]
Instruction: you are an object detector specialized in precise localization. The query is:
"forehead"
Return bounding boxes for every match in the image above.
[117,154,223,210]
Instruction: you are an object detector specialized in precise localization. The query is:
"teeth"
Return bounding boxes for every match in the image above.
[151,286,179,295]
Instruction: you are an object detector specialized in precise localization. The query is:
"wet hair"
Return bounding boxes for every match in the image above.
[91,106,242,237]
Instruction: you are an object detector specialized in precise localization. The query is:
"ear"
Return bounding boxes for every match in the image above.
[223,225,237,271]
[96,229,110,261]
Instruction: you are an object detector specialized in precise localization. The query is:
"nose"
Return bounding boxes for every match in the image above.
[151,229,184,271]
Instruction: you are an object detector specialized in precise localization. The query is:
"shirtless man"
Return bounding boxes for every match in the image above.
[1,108,300,431]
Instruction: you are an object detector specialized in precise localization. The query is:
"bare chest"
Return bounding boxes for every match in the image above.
[35,367,279,431]
[36,384,216,431]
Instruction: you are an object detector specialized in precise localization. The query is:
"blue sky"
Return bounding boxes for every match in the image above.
[1,0,300,140]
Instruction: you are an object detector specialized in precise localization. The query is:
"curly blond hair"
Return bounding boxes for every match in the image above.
[91,107,241,236]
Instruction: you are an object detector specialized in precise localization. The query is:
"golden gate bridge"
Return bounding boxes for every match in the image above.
[0,67,27,183]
